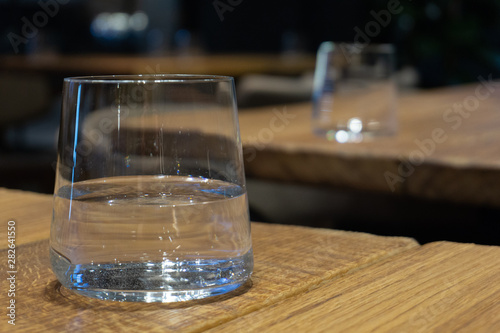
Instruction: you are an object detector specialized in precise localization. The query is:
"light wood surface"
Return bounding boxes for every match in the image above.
[239,84,500,207]
[0,188,418,332]
[0,53,315,77]
[209,241,500,333]
[0,231,417,333]
[1,189,498,332]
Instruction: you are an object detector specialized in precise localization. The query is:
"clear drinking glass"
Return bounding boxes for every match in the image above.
[50,75,253,302]
[312,42,397,142]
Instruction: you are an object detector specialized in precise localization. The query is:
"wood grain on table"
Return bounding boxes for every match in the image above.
[239,84,500,207]
[0,188,498,332]
[209,241,500,332]
[0,188,418,332]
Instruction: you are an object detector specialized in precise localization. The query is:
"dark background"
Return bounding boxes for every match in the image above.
[1,0,500,245]
[2,0,500,87]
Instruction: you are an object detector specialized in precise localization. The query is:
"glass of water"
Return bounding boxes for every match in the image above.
[50,75,253,302]
[312,42,397,143]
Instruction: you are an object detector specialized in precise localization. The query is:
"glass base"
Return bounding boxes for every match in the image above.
[62,284,246,303]
[50,248,253,303]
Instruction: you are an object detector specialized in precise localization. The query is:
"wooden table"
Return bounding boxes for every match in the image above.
[1,188,499,332]
[0,53,315,77]
[239,84,500,207]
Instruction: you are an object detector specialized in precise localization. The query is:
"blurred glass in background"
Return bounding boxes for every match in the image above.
[1,0,499,245]
[1,0,500,192]
[312,42,397,142]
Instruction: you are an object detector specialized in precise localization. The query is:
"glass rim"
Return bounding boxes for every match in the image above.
[64,74,234,84]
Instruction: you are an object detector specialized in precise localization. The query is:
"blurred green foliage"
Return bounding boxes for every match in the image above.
[392,0,500,87]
